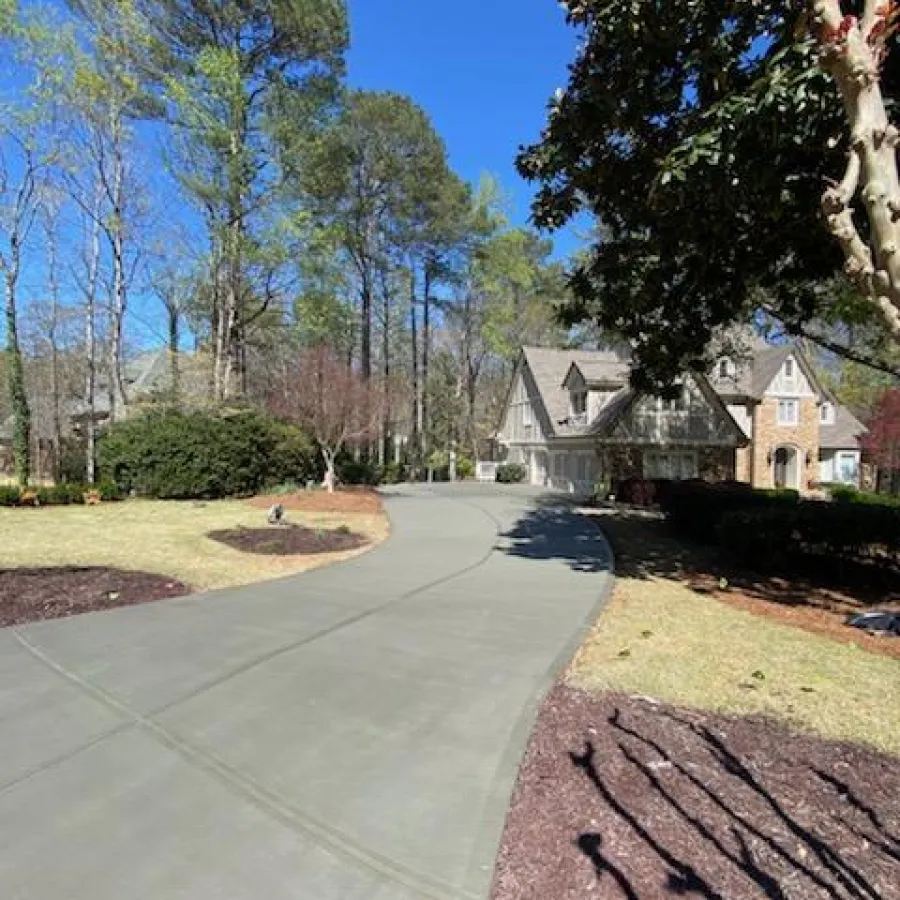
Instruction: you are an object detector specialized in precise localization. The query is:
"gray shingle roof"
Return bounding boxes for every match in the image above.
[522,347,629,438]
[820,404,867,450]
[519,342,866,451]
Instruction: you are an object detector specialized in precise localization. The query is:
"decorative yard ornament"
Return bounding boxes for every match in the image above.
[267,503,284,526]
[811,0,900,335]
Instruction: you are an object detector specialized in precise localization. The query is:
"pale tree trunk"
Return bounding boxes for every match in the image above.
[408,261,420,467]
[812,0,900,335]
[84,181,102,484]
[322,447,336,493]
[46,214,62,481]
[381,270,391,465]
[422,263,432,463]
[108,110,128,420]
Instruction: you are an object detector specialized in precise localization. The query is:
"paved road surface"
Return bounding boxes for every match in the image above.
[0,484,612,900]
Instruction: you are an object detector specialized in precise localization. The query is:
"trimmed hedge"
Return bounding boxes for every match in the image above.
[98,409,317,500]
[660,480,799,543]
[828,484,900,507]
[718,502,900,570]
[0,486,20,506]
[496,462,528,484]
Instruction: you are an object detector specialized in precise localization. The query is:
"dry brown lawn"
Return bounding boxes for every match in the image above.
[0,496,389,592]
[570,507,900,757]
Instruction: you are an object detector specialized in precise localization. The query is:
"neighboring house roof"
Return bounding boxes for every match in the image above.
[820,404,867,450]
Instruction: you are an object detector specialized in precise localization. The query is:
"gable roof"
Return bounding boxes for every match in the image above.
[820,404,867,450]
[711,343,825,400]
[521,347,629,438]
[513,342,864,450]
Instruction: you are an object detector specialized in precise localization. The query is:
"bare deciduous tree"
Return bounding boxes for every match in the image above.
[270,346,383,492]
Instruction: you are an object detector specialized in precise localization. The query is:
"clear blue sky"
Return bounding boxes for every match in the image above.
[346,0,583,257]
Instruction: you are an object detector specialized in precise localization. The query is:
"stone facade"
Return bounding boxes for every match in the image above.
[750,397,819,491]
[735,446,753,483]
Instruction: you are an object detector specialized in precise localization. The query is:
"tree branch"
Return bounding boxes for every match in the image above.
[766,305,900,377]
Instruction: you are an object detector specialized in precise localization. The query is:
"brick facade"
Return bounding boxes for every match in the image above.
[750,397,819,491]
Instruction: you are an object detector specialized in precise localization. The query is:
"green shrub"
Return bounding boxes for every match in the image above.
[719,502,900,571]
[36,483,87,506]
[496,462,528,484]
[0,486,20,506]
[96,479,125,502]
[456,456,475,479]
[335,454,381,486]
[661,480,799,544]
[380,462,408,485]
[98,409,286,500]
[266,423,319,487]
[828,483,900,507]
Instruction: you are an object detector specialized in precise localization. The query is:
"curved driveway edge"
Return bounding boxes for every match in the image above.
[0,484,613,900]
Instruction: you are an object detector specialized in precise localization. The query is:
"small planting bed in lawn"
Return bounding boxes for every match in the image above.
[207,524,368,556]
[0,566,190,627]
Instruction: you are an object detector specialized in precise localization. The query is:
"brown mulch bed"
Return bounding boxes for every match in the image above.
[592,509,900,661]
[248,488,382,516]
[207,524,368,556]
[0,567,190,628]
[492,685,900,900]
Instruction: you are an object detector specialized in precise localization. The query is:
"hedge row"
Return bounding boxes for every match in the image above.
[718,503,900,570]
[0,481,123,507]
[660,479,899,577]
[98,410,319,500]
[827,484,900,507]
[660,480,799,544]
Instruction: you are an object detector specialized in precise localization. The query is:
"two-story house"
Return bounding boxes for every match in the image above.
[496,343,865,495]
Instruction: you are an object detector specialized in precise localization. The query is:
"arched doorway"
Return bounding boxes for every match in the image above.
[773,445,800,490]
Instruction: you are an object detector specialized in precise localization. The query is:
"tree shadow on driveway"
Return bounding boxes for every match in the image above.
[499,496,613,575]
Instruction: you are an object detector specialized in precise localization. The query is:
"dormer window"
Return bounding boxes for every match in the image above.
[820,402,835,425]
[784,358,795,379]
[571,391,587,418]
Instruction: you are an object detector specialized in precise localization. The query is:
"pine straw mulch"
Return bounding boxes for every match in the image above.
[207,524,368,556]
[0,566,190,628]
[585,508,900,661]
[248,487,383,516]
[492,685,900,900]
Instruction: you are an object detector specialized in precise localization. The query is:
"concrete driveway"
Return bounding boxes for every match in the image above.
[0,484,612,900]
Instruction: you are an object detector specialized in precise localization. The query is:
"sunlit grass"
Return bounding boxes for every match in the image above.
[0,498,389,591]
[569,575,900,756]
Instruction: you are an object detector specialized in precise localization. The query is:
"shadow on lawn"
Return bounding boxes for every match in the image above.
[500,497,613,575]
[571,703,899,899]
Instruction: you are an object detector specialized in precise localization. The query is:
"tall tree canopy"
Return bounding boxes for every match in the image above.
[519,0,900,393]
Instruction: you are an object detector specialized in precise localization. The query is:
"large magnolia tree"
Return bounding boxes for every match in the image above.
[520,0,900,392]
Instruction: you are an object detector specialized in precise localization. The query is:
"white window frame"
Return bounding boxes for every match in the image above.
[819,402,834,424]
[777,399,799,426]
[718,359,730,379]
[837,452,859,484]
[784,357,795,380]
[522,403,533,427]
[571,391,587,418]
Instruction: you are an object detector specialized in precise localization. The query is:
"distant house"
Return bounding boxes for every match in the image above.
[496,343,866,495]
[0,350,209,480]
